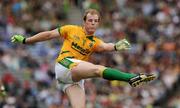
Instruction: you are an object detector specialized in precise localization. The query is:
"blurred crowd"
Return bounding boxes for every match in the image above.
[0,0,180,108]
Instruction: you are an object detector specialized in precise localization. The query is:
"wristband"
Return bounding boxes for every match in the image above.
[114,45,117,51]
[23,38,26,44]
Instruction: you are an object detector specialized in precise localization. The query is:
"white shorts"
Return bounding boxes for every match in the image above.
[55,58,84,92]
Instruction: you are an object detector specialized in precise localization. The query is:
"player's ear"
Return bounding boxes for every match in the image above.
[83,16,86,22]
[83,11,87,22]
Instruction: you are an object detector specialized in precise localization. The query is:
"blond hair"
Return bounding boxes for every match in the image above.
[83,9,101,22]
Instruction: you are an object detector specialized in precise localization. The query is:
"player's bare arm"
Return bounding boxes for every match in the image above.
[11,29,60,44]
[95,39,132,52]
[95,42,115,52]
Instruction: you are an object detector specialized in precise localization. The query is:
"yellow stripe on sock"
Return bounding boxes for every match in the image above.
[99,66,107,77]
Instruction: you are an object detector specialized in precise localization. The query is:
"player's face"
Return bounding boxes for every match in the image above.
[83,13,100,35]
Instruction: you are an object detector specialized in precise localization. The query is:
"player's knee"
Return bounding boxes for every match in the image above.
[92,68,101,77]
[93,65,104,77]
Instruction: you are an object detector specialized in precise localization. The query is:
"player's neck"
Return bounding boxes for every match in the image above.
[82,26,94,36]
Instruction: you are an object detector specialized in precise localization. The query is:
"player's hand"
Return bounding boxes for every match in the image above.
[0,85,6,97]
[11,34,26,44]
[115,39,131,51]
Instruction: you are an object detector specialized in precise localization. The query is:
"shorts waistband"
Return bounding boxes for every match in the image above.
[58,58,78,69]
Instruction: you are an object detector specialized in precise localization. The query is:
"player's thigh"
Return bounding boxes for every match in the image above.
[55,61,85,92]
[71,61,105,81]
[65,84,86,108]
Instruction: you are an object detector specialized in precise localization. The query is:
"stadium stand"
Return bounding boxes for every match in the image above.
[0,0,179,108]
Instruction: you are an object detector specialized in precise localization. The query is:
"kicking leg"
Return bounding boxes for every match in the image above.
[71,61,105,81]
[102,68,156,87]
[69,59,156,87]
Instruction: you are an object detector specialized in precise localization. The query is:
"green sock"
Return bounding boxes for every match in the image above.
[102,68,137,82]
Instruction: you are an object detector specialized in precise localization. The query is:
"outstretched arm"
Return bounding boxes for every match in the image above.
[95,39,131,52]
[11,29,60,44]
[95,42,115,52]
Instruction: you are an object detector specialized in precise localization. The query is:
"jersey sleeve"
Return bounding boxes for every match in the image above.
[58,25,75,39]
[93,37,104,50]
